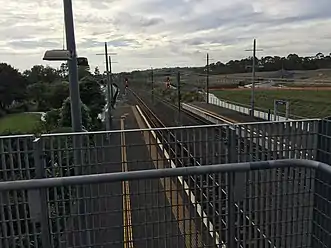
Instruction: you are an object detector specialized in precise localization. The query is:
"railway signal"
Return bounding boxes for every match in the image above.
[125,78,129,88]
[166,77,170,88]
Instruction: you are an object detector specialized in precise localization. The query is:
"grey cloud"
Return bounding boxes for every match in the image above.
[8,39,61,49]
[0,0,331,73]
[79,38,139,49]
[113,12,164,29]
[140,17,164,27]
[185,37,247,46]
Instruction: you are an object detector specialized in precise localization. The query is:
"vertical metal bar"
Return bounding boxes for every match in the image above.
[74,134,92,247]
[227,129,236,247]
[63,0,82,132]
[33,138,51,248]
[285,101,290,120]
[227,172,236,248]
[274,100,277,121]
[0,139,10,247]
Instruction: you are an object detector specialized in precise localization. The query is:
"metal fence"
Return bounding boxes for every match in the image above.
[0,159,330,248]
[0,120,330,247]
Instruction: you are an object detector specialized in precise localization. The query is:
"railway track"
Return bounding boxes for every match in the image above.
[130,89,278,247]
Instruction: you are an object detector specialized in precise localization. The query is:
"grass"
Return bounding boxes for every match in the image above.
[213,89,331,118]
[0,113,42,134]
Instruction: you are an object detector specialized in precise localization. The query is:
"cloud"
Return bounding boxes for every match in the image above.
[0,0,330,72]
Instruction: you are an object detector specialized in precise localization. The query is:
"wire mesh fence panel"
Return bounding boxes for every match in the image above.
[0,135,35,181]
[40,132,123,177]
[0,160,329,248]
[0,119,329,248]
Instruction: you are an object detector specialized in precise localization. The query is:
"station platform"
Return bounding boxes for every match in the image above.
[190,102,264,123]
[66,99,211,247]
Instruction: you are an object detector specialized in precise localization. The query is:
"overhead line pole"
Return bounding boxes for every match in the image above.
[96,45,117,129]
[252,39,256,116]
[104,43,112,128]
[109,55,115,111]
[245,39,263,116]
[177,71,181,125]
[151,67,154,103]
[206,53,210,104]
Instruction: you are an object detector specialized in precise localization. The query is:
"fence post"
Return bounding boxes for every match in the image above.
[227,128,237,247]
[268,109,271,121]
[33,138,51,248]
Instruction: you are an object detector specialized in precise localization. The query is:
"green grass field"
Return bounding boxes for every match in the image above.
[213,89,331,118]
[0,113,42,134]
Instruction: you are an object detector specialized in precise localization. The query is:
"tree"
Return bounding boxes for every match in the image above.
[48,81,70,108]
[79,77,106,120]
[93,66,103,81]
[44,108,61,131]
[78,65,92,80]
[94,66,101,76]
[59,97,92,130]
[27,82,48,110]
[58,63,69,79]
[24,65,61,84]
[0,63,27,112]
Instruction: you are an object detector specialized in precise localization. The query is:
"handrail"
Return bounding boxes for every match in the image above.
[0,159,328,191]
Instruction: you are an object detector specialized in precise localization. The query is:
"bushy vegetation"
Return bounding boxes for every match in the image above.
[0,62,106,135]
[154,86,204,103]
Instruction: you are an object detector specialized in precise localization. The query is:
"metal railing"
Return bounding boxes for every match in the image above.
[0,159,330,247]
[0,120,330,247]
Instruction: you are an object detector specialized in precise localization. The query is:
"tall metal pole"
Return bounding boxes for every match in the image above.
[63,2,90,246]
[177,71,181,125]
[109,56,114,106]
[151,67,154,103]
[63,0,82,132]
[206,53,210,104]
[104,42,112,128]
[251,39,256,117]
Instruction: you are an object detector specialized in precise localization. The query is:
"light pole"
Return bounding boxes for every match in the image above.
[63,0,82,132]
[44,1,91,247]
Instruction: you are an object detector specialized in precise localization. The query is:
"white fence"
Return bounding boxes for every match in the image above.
[208,93,293,122]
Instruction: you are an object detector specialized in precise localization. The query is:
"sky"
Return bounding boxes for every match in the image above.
[0,0,330,73]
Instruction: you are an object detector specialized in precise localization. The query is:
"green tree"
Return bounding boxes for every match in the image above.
[93,66,103,81]
[79,77,106,120]
[78,65,92,80]
[58,63,69,79]
[48,81,70,108]
[59,97,92,130]
[27,82,49,110]
[0,63,27,112]
[43,108,61,131]
[94,66,101,76]
[24,65,61,84]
